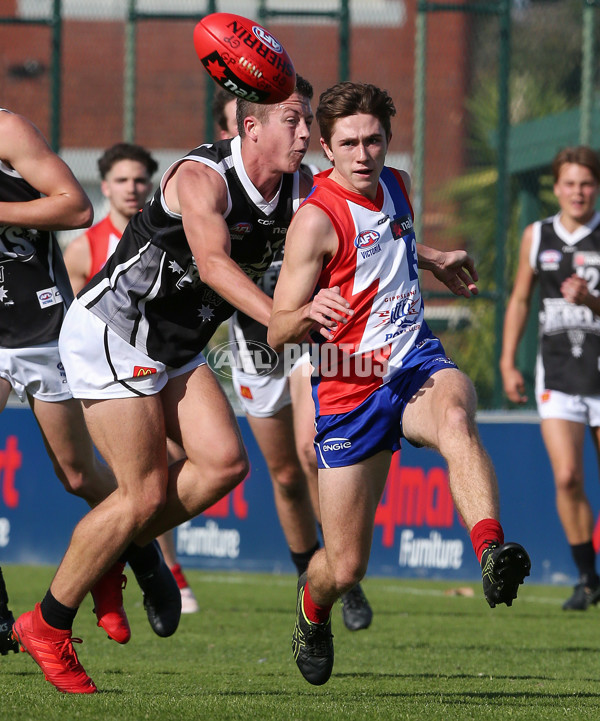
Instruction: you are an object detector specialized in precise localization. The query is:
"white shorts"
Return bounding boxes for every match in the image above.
[536,387,600,427]
[0,340,72,402]
[58,299,206,399]
[232,351,311,418]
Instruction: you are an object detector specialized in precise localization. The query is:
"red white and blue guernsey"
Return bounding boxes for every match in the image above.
[306,167,456,468]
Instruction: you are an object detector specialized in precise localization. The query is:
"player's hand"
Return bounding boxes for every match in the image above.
[561,274,589,305]
[309,286,353,340]
[501,366,528,404]
[432,250,479,298]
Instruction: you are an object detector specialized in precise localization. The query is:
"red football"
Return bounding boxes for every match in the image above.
[193,13,296,104]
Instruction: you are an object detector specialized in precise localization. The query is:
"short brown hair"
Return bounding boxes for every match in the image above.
[97,143,158,180]
[552,146,600,184]
[212,88,236,135]
[316,82,396,147]
[236,74,313,138]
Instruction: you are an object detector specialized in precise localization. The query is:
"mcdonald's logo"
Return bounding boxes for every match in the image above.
[240,385,253,400]
[133,366,157,377]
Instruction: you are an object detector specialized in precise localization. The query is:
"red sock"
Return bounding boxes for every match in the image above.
[169,564,188,590]
[470,519,504,563]
[303,581,332,625]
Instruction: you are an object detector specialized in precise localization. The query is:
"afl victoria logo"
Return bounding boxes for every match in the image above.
[354,230,380,249]
[540,249,561,264]
[252,26,282,53]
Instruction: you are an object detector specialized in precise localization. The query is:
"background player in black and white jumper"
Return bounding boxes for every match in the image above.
[0,108,107,653]
[216,88,373,630]
[12,78,315,694]
[0,110,181,658]
[501,146,600,610]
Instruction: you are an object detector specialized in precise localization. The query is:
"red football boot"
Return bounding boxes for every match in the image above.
[91,561,131,644]
[12,604,97,694]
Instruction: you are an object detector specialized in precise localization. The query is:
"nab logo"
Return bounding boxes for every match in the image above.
[354,230,380,249]
[133,366,157,377]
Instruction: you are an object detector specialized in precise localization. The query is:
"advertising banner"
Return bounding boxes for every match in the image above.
[2,406,599,584]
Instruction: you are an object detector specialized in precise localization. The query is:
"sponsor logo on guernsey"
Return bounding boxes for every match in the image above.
[36,286,62,309]
[57,361,68,384]
[230,221,253,238]
[390,214,414,240]
[133,366,157,377]
[383,297,422,341]
[539,248,562,270]
[354,230,381,259]
[322,437,352,452]
[431,356,456,366]
[575,251,600,267]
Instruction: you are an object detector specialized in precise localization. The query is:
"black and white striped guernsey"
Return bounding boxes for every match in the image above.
[533,212,600,395]
[0,109,73,348]
[79,135,301,367]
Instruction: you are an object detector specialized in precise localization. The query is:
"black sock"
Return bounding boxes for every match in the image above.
[571,541,599,585]
[0,566,9,610]
[122,539,161,578]
[40,589,78,630]
[290,541,320,576]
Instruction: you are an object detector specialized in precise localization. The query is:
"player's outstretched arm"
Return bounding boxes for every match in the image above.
[0,111,92,231]
[170,160,274,327]
[417,244,479,298]
[268,204,351,351]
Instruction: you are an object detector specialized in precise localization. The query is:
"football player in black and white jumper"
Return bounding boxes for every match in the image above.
[502,146,600,611]
[13,78,315,693]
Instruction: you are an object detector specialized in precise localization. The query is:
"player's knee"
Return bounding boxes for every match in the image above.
[447,402,475,432]
[297,440,318,479]
[130,486,168,526]
[554,468,583,495]
[271,465,305,499]
[436,403,479,452]
[331,557,367,594]
[214,449,249,493]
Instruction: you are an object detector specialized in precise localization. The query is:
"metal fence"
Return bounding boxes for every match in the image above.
[0,0,598,408]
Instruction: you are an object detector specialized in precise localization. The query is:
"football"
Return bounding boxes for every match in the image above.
[193,13,296,104]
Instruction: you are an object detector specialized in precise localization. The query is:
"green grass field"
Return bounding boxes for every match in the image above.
[1,566,599,721]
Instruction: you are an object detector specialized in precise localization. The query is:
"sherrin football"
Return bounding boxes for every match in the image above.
[193,13,296,104]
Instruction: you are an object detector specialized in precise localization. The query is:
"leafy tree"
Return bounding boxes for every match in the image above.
[436,74,569,408]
